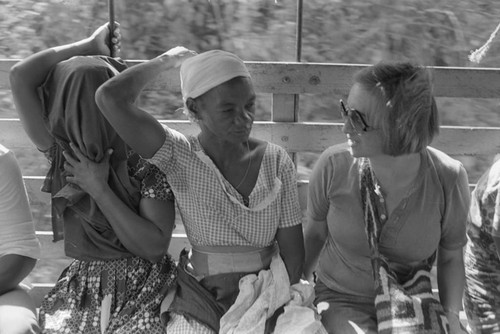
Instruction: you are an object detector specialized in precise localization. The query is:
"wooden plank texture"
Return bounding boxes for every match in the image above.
[3,59,500,98]
[3,118,500,156]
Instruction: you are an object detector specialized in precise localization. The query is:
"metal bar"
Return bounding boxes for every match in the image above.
[295,0,303,63]
[108,0,116,57]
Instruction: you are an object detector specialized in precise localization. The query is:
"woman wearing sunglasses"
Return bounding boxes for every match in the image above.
[304,61,469,333]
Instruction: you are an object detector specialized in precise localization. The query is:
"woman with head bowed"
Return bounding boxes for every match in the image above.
[95,48,308,333]
[10,23,177,333]
[303,61,470,333]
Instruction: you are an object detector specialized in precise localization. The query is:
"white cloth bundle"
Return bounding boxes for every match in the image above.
[220,254,327,334]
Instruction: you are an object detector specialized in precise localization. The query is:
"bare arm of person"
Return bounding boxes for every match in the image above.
[9,22,120,151]
[64,144,175,263]
[95,47,196,158]
[437,246,467,333]
[0,255,36,295]
[303,218,328,282]
[276,224,304,285]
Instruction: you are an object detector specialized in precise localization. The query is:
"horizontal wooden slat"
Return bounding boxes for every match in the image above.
[3,118,500,156]
[3,59,500,98]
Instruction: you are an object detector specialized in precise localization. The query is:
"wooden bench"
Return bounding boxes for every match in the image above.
[2,60,500,328]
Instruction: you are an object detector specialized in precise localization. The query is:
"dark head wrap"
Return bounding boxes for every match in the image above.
[40,56,141,260]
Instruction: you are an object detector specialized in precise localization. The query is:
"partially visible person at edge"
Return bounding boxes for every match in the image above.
[94,47,305,333]
[303,61,470,333]
[463,155,500,334]
[0,143,41,334]
[463,19,500,334]
[9,23,177,333]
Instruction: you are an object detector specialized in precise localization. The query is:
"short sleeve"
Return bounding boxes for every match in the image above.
[307,148,336,223]
[39,142,58,164]
[128,152,174,202]
[147,126,191,175]
[278,151,302,229]
[440,164,470,250]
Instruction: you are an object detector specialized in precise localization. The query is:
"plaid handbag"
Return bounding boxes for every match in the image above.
[359,158,449,334]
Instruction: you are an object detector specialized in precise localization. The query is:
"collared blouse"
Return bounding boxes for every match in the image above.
[148,127,302,248]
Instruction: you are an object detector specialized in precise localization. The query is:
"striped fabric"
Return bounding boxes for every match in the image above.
[359,158,449,334]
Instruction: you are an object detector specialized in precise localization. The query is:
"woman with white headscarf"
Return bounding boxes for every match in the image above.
[95,47,308,333]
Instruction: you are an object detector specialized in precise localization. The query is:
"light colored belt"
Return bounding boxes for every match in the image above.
[189,243,278,276]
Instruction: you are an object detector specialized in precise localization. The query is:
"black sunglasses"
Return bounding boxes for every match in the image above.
[339,99,370,133]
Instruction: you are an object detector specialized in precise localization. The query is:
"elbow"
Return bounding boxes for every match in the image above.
[145,253,166,264]
[9,63,26,90]
[95,83,118,118]
[143,247,168,264]
[130,246,166,264]
[95,79,132,116]
[138,235,171,263]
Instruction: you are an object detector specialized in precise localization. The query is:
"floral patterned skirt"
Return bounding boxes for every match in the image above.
[39,254,177,334]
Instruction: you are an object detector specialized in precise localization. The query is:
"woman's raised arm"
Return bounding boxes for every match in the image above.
[95,47,196,158]
[9,23,119,151]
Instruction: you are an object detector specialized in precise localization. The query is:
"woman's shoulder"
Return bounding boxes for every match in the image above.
[425,146,466,184]
[322,143,351,158]
[316,143,352,169]
[426,147,463,172]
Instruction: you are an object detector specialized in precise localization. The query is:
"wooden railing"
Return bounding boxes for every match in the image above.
[1,59,500,311]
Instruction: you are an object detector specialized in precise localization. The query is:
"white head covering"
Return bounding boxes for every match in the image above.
[180,50,251,101]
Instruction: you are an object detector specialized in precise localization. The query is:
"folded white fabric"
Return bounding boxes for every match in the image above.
[220,254,326,334]
[180,50,251,101]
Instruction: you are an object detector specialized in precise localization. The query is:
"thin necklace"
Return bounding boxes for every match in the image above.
[235,141,252,190]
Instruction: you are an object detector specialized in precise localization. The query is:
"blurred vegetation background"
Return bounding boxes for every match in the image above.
[1,0,500,283]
